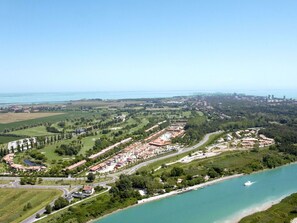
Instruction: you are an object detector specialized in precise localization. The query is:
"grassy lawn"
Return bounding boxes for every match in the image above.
[0,162,8,173]
[40,176,112,186]
[150,148,295,180]
[240,193,297,223]
[0,188,62,223]
[79,135,99,155]
[128,117,149,133]
[0,180,13,184]
[0,135,23,144]
[11,126,55,137]
[39,139,74,162]
[40,179,87,186]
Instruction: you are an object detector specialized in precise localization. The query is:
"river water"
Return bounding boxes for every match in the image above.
[96,163,297,223]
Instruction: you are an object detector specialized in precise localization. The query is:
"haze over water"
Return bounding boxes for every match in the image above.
[0,89,296,105]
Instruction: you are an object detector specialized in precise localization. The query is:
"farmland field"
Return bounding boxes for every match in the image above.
[0,112,64,124]
[0,188,61,223]
[0,111,99,133]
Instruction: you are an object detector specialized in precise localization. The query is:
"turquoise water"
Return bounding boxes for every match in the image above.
[96,163,297,223]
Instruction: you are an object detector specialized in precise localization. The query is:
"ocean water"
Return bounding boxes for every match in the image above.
[0,91,198,105]
[0,90,296,106]
[96,163,297,223]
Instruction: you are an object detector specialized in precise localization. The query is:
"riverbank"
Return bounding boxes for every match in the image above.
[231,196,288,223]
[138,174,243,204]
[231,162,297,222]
[90,174,244,223]
[238,192,297,223]
[92,162,297,223]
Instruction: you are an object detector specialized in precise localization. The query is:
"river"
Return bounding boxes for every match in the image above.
[96,163,297,223]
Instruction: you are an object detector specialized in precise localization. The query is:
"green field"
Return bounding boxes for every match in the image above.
[0,188,62,223]
[240,193,297,223]
[0,111,99,133]
[39,139,74,161]
[80,135,99,155]
[0,135,23,144]
[0,163,8,173]
[0,180,12,184]
[11,126,55,137]
[40,177,112,186]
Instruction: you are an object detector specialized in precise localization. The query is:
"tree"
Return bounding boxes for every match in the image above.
[38,178,43,184]
[54,197,69,210]
[45,204,52,214]
[87,173,95,182]
[27,202,32,209]
[170,167,184,177]
[36,213,41,218]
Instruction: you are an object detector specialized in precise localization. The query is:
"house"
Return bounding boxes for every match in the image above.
[72,192,88,199]
[82,185,94,195]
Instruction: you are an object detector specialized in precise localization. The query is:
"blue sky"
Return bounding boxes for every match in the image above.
[0,0,297,93]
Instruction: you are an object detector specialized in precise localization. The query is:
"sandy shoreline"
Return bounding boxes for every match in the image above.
[226,195,290,223]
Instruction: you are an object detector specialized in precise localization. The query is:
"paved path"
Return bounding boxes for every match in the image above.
[21,187,79,223]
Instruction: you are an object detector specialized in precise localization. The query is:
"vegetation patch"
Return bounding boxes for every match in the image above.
[0,188,61,223]
[11,126,55,136]
[0,113,64,124]
[240,193,297,223]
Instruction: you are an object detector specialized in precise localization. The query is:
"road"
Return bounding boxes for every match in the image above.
[0,131,221,223]
[111,131,221,177]
[21,187,77,223]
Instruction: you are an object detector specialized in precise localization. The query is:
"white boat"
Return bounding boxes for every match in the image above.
[244,181,254,186]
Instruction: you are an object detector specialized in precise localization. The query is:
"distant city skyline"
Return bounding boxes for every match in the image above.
[0,0,297,93]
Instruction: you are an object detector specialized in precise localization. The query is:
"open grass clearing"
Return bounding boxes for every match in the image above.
[0,188,62,223]
[11,126,55,137]
[39,139,74,162]
[0,135,23,144]
[40,176,112,186]
[79,135,100,155]
[0,180,13,184]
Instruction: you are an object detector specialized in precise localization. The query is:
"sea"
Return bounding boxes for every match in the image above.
[0,89,296,106]
[96,163,297,223]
